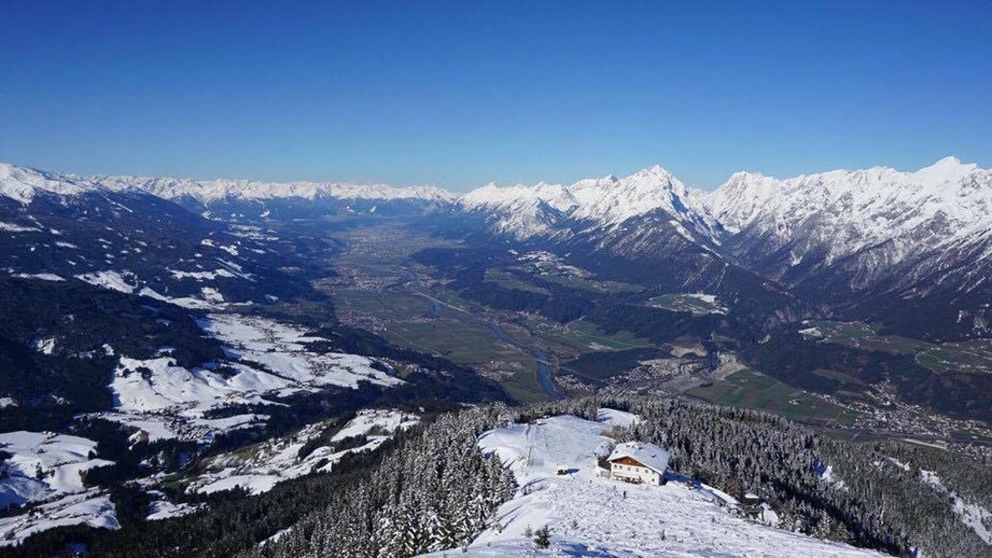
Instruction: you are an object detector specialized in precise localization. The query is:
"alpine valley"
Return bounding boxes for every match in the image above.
[2,158,992,557]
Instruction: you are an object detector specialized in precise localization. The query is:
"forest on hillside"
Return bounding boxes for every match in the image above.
[257,396,992,558]
[5,395,990,558]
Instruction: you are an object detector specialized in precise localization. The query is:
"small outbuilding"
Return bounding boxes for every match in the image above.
[607,441,671,486]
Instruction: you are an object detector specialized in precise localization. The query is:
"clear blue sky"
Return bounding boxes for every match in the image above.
[1,1,989,190]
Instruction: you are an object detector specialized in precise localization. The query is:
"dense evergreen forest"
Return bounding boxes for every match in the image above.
[4,395,991,557]
[256,396,992,558]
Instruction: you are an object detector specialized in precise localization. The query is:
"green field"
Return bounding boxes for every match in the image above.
[332,288,548,401]
[647,293,726,316]
[803,320,992,375]
[507,260,643,294]
[387,321,530,368]
[499,366,549,404]
[521,316,653,356]
[484,268,550,295]
[333,289,432,318]
[538,272,642,293]
[812,368,865,386]
[689,369,857,425]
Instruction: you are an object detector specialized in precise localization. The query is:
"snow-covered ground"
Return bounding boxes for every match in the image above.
[144,490,202,521]
[649,293,727,316]
[201,313,401,391]
[185,409,419,495]
[0,489,119,547]
[920,469,992,545]
[95,313,403,443]
[421,410,884,557]
[0,431,113,509]
[0,433,119,547]
[74,269,220,309]
[330,408,420,441]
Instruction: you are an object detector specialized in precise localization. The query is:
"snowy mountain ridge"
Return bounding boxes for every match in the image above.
[459,164,721,243]
[707,156,990,254]
[95,174,457,204]
[5,157,991,319]
[0,163,456,205]
[706,156,992,301]
[7,157,987,245]
[0,163,99,204]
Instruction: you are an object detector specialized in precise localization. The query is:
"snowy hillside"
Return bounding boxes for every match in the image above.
[421,410,883,557]
[96,174,455,204]
[0,432,112,509]
[95,312,402,443]
[459,165,720,243]
[0,489,119,548]
[185,409,419,495]
[0,432,119,547]
[706,157,992,299]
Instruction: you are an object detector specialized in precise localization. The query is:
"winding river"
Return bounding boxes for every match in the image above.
[419,291,565,400]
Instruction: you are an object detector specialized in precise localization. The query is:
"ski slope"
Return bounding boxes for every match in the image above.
[421,410,885,557]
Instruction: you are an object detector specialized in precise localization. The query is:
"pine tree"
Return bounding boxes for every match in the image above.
[533,525,551,549]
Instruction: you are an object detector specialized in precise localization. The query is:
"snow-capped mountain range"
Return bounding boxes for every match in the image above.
[3,157,990,336]
[460,164,720,243]
[459,156,992,278]
[0,163,454,205]
[95,175,456,204]
[707,157,992,295]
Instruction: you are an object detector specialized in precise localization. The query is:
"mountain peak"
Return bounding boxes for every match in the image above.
[634,164,673,179]
[912,155,979,188]
[928,155,963,168]
[0,162,96,204]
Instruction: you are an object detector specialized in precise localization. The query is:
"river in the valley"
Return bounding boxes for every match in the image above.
[421,292,565,400]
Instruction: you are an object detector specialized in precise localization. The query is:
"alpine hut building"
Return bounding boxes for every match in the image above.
[607,441,671,486]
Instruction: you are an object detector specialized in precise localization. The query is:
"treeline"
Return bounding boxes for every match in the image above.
[6,395,990,557]
[262,395,992,558]
[518,395,992,558]
[250,405,516,558]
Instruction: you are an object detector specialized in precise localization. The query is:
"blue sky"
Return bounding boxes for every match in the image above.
[1,1,989,190]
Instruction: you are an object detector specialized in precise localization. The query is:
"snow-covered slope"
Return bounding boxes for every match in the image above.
[0,163,98,204]
[421,411,882,557]
[706,157,992,333]
[0,432,119,547]
[0,432,113,510]
[708,157,991,271]
[97,174,455,204]
[0,489,119,547]
[95,312,403,442]
[185,409,419,495]
[459,165,720,243]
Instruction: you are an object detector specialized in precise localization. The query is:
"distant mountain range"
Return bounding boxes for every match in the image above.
[3,157,990,338]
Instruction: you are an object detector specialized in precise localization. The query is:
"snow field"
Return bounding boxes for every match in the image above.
[99,313,403,443]
[186,409,419,495]
[0,432,113,509]
[421,411,884,557]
